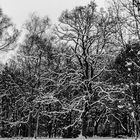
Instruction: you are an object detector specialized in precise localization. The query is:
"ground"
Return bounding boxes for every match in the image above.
[0,137,137,140]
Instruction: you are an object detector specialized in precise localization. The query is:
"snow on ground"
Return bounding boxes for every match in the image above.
[0,137,138,140]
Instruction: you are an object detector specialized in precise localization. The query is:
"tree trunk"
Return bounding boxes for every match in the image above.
[34,114,39,138]
[132,111,138,140]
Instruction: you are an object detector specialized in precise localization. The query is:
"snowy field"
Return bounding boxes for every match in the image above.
[0,137,138,140]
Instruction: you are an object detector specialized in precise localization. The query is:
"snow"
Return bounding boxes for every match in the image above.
[118,105,124,108]
[133,100,136,103]
[128,107,132,110]
[137,50,140,55]
[125,62,132,67]
[131,111,134,118]
[0,137,136,140]
[136,82,140,86]
[125,84,129,89]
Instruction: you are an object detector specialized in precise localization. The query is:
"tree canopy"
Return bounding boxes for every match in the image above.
[0,0,140,139]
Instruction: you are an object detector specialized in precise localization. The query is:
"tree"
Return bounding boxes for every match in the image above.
[17,13,55,137]
[114,0,140,42]
[54,1,126,137]
[104,41,140,139]
[1,1,139,138]
[132,0,140,13]
[55,2,103,80]
[0,8,19,51]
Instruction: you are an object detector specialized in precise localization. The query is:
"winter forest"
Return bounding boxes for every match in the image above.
[1,0,140,139]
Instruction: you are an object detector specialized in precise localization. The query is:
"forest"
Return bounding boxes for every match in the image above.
[0,0,140,139]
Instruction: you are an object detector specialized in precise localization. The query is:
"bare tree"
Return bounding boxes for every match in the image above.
[17,13,54,137]
[114,0,140,42]
[0,8,19,51]
[53,1,127,137]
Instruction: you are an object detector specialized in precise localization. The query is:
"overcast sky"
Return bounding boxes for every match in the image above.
[0,0,106,28]
[0,0,106,64]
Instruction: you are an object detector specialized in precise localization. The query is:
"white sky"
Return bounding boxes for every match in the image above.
[0,0,106,28]
[0,0,106,64]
